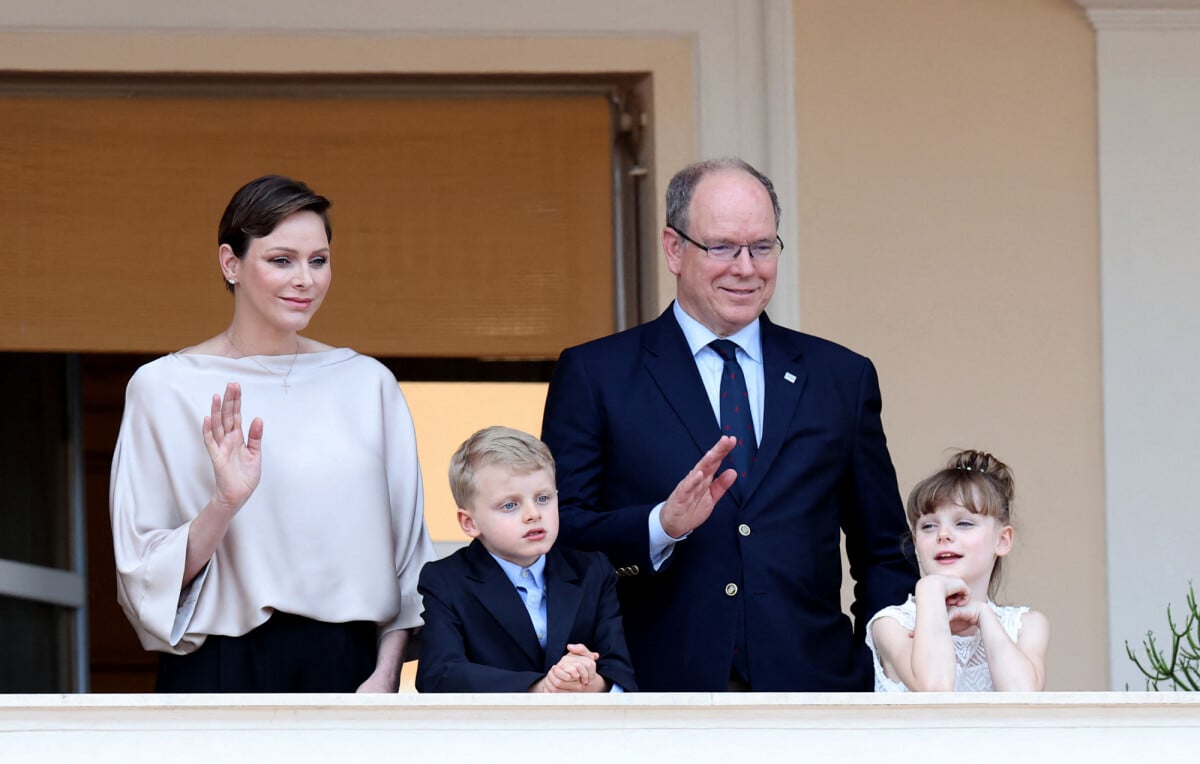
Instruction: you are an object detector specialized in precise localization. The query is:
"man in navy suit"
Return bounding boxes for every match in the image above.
[417,426,636,693]
[541,158,918,691]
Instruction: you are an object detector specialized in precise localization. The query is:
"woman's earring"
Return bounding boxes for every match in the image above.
[227,278,237,285]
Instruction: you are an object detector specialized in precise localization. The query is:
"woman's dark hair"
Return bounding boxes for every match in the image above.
[907,449,1015,597]
[217,175,332,293]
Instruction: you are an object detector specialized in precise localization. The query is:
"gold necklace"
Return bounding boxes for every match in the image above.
[225,331,300,393]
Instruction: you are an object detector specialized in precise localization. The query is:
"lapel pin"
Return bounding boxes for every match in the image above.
[784,372,796,384]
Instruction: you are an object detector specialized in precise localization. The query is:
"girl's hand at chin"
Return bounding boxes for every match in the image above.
[944,589,969,608]
[917,573,969,606]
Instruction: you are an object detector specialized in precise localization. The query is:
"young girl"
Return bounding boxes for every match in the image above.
[866,450,1049,691]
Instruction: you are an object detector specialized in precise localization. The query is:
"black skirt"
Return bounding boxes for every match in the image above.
[156,611,377,692]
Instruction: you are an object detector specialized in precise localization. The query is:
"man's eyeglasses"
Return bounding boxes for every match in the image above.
[669,226,784,261]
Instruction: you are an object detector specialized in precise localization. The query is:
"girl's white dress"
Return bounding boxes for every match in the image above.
[865,594,1029,692]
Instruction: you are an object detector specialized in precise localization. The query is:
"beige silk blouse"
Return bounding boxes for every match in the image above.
[110,348,436,654]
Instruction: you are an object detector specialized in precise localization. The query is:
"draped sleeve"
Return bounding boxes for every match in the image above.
[378,369,437,634]
[109,359,211,653]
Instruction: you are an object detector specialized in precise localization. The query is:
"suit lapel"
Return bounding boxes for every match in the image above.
[643,307,809,506]
[542,549,583,671]
[463,541,544,667]
[736,315,807,505]
[641,307,722,456]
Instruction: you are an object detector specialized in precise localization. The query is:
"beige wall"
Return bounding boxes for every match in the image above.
[794,0,1104,689]
[1085,2,1200,689]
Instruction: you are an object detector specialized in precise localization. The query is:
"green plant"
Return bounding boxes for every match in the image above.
[1126,582,1200,690]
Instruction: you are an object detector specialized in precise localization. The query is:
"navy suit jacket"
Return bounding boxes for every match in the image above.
[541,306,918,691]
[415,540,638,692]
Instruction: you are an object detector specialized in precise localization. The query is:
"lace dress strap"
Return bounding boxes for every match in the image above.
[992,602,1030,642]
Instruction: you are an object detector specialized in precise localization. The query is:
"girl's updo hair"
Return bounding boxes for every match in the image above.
[906,449,1015,595]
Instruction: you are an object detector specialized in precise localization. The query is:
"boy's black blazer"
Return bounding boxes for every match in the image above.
[416,539,637,692]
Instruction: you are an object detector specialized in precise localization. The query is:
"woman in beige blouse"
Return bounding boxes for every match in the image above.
[110,175,435,692]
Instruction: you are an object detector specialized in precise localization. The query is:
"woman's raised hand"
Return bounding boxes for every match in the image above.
[202,382,264,512]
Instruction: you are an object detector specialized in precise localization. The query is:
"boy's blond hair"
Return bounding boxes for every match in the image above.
[448,426,557,509]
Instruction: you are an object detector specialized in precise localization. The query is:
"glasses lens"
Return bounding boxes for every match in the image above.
[750,242,780,259]
[706,244,738,259]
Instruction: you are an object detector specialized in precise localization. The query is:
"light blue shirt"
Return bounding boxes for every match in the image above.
[647,302,766,568]
[489,552,548,649]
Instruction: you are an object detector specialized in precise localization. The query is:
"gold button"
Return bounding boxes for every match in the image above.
[725,583,738,597]
[738,523,751,536]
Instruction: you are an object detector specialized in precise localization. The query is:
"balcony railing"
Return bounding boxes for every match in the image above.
[2,692,1199,761]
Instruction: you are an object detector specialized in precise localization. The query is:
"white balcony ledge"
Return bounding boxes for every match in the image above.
[2,692,1198,762]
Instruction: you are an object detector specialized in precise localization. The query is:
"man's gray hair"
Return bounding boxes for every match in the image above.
[665,157,781,234]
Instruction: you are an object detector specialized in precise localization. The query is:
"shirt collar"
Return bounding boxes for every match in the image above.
[488,550,547,590]
[672,300,762,363]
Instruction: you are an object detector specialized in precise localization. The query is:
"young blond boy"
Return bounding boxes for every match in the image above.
[416,426,637,692]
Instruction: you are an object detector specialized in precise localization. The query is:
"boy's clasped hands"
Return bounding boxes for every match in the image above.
[532,643,607,693]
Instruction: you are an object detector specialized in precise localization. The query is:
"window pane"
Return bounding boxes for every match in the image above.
[0,595,73,692]
[402,381,548,543]
[0,353,70,568]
